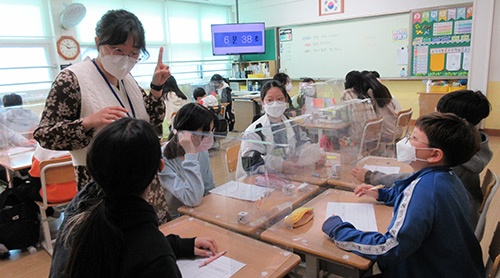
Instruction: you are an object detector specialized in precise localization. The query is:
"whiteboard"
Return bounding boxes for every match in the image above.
[278,13,410,79]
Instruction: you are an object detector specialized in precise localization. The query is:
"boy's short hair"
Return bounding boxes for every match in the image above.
[436,90,490,125]
[193,87,206,100]
[415,112,480,167]
[3,93,22,107]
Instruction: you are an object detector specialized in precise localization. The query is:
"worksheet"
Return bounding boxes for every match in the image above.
[326,202,378,231]
[177,256,245,278]
[363,164,400,175]
[210,180,274,201]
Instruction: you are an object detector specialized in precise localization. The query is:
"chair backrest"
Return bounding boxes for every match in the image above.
[358,116,383,158]
[225,143,241,173]
[392,107,413,143]
[487,221,500,278]
[39,156,76,207]
[476,169,499,241]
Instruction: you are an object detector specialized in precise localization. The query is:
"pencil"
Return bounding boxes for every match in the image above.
[367,185,384,191]
[199,250,227,267]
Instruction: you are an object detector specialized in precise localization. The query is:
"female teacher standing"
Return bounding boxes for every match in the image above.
[34,9,171,223]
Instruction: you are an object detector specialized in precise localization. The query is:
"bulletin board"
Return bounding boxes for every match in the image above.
[278,13,410,79]
[410,4,473,77]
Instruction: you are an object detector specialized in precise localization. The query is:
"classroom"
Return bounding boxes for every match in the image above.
[0,0,499,277]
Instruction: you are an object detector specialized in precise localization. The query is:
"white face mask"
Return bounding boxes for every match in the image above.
[396,138,432,164]
[264,101,287,118]
[195,135,214,152]
[100,55,137,80]
[285,83,293,92]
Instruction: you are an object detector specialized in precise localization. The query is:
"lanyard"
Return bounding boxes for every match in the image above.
[92,59,136,118]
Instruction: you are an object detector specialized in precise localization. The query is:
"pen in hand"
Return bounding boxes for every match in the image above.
[367,185,383,191]
[199,250,227,267]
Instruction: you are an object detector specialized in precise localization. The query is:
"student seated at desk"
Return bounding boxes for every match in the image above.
[162,75,189,131]
[1,93,40,134]
[237,80,324,179]
[361,71,401,142]
[351,90,492,228]
[193,87,218,108]
[159,103,217,218]
[210,74,235,131]
[322,112,484,277]
[50,118,217,277]
[340,70,377,142]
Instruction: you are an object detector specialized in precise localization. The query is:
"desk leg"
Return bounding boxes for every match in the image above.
[4,168,12,188]
[305,253,319,278]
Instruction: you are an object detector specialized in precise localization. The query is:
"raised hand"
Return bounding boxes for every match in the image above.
[150,47,171,98]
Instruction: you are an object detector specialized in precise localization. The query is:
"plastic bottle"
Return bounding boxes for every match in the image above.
[254,82,259,91]
[426,79,432,93]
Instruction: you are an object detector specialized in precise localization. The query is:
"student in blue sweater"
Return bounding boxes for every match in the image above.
[322,112,484,277]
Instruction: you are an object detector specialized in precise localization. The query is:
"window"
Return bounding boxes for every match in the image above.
[0,0,55,102]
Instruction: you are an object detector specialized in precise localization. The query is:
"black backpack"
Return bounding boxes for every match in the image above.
[0,188,40,250]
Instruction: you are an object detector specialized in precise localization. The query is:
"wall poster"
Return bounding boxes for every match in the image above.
[410,4,472,77]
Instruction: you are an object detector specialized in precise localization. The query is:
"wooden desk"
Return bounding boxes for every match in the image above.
[0,147,35,186]
[300,120,350,140]
[159,216,301,278]
[327,155,413,191]
[288,163,330,186]
[178,179,320,238]
[260,189,393,278]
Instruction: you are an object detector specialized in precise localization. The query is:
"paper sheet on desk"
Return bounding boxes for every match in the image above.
[177,256,245,278]
[326,202,378,231]
[8,146,35,156]
[363,164,400,175]
[210,180,274,201]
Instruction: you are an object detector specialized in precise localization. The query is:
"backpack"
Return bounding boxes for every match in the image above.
[0,188,40,250]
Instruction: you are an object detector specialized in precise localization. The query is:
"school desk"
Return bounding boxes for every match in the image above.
[300,120,350,140]
[0,147,35,187]
[260,189,393,278]
[288,162,330,186]
[326,155,413,191]
[159,215,301,278]
[178,178,320,238]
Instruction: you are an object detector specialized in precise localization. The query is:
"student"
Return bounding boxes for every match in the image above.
[340,70,377,142]
[322,112,484,277]
[361,71,401,142]
[296,77,315,114]
[1,93,40,133]
[33,9,170,223]
[162,75,189,130]
[159,102,217,218]
[237,80,323,179]
[351,90,492,228]
[50,118,217,277]
[193,87,218,107]
[273,72,298,117]
[210,74,235,131]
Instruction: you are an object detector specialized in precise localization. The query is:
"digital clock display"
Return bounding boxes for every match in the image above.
[211,23,265,55]
[214,32,263,47]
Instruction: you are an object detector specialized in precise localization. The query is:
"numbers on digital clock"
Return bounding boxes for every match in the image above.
[214,32,263,48]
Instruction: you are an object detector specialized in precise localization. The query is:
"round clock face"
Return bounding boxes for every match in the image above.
[57,36,80,60]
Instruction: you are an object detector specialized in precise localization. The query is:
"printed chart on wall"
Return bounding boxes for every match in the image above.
[278,13,410,79]
[411,4,472,77]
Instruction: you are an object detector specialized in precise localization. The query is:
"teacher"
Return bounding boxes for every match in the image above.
[34,9,171,223]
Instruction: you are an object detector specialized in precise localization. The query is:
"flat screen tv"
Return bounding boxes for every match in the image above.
[211,22,265,55]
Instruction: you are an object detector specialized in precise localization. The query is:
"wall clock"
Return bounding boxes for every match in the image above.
[57,36,80,60]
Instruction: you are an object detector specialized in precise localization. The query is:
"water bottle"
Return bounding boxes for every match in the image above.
[247,82,252,92]
[254,82,259,91]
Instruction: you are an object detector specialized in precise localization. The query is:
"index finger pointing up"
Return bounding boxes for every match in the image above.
[157,46,164,64]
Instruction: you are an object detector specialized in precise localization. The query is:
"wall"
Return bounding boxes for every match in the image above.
[239,0,499,131]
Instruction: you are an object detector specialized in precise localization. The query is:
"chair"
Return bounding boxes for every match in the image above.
[486,221,500,278]
[36,156,77,256]
[358,116,384,158]
[225,143,241,174]
[380,107,413,156]
[476,169,499,241]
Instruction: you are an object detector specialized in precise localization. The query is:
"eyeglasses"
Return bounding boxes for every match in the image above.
[105,45,143,62]
[404,134,430,146]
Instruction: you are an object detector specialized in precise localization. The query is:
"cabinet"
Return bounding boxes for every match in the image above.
[231,60,276,79]
[417,92,447,117]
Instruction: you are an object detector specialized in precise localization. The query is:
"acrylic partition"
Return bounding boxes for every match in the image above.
[0,101,43,152]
